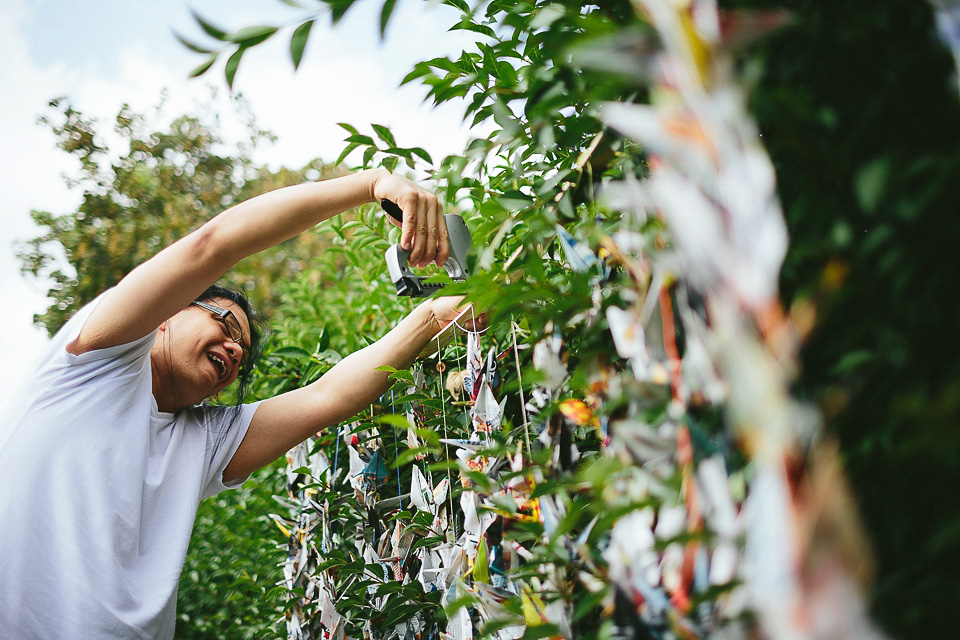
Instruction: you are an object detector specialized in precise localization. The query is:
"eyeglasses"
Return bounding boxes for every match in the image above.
[191,300,250,368]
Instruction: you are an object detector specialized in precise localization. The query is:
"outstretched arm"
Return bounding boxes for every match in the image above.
[222,296,476,482]
[68,168,448,355]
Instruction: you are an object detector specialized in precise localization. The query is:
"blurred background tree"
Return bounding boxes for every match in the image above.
[743,0,960,633]
[17,93,346,335]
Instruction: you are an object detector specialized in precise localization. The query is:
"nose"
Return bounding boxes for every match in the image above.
[224,340,244,366]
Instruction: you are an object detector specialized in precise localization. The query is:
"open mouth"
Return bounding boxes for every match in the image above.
[208,353,228,379]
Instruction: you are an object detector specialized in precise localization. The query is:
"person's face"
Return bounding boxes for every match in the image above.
[153,297,252,407]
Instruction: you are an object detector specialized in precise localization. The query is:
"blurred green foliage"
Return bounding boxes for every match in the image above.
[18,93,346,335]
[741,0,960,634]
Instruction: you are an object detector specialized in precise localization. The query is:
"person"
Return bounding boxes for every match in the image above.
[0,168,474,639]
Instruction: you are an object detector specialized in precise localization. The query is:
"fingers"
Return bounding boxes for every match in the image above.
[458,310,488,333]
[400,196,417,252]
[435,210,450,268]
[408,195,435,267]
[406,190,443,268]
[373,171,448,269]
[428,296,488,332]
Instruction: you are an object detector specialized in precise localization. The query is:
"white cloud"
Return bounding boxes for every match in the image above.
[0,0,73,412]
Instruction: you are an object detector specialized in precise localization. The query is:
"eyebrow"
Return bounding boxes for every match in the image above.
[194,301,251,355]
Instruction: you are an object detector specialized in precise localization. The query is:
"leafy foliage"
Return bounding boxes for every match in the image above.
[22,0,959,634]
[189,2,733,639]
[739,1,960,635]
[16,95,362,639]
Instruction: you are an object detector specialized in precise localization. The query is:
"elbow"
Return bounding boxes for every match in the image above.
[182,217,241,272]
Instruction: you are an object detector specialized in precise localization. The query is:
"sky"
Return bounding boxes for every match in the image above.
[0,0,480,411]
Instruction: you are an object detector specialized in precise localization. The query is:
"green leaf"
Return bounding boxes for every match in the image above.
[272,346,311,358]
[498,190,534,211]
[290,20,314,70]
[379,0,398,38]
[531,3,567,29]
[335,142,360,166]
[362,145,377,167]
[229,25,279,47]
[412,535,445,551]
[225,47,245,89]
[372,124,396,147]
[174,31,216,55]
[376,413,412,429]
[345,133,375,146]
[396,447,434,466]
[855,156,892,214]
[410,147,433,164]
[450,19,496,38]
[832,349,874,376]
[188,54,218,78]
[384,146,413,160]
[191,10,229,41]
[329,0,354,24]
[316,327,330,352]
[401,61,434,86]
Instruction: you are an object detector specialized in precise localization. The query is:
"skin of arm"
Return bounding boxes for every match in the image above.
[222,296,470,483]
[68,168,448,356]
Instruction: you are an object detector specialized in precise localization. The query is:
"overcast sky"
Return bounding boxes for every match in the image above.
[0,0,480,410]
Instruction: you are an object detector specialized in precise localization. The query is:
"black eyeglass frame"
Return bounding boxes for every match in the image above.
[191,300,251,368]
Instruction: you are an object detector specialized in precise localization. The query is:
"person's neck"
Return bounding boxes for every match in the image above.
[150,345,180,413]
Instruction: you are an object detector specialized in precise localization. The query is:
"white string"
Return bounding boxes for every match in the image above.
[454,304,489,335]
[510,318,532,458]
[454,321,489,335]
[436,334,456,540]
[453,320,471,434]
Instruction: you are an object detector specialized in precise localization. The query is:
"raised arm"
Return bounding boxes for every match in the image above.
[222,296,475,482]
[68,168,447,355]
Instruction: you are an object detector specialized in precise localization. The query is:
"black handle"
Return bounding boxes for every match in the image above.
[380,199,403,223]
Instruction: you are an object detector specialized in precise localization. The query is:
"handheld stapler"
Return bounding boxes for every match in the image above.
[382,199,471,297]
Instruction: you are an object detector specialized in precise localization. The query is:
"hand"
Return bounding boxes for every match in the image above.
[372,169,448,268]
[424,295,488,336]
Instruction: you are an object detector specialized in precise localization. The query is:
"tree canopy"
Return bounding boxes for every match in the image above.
[18,94,346,335]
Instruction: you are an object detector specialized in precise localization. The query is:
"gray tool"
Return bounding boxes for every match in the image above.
[381,199,471,297]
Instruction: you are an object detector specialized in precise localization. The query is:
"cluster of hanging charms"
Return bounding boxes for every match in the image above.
[274,436,340,640]
[434,323,531,640]
[591,0,885,638]
[272,319,524,640]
